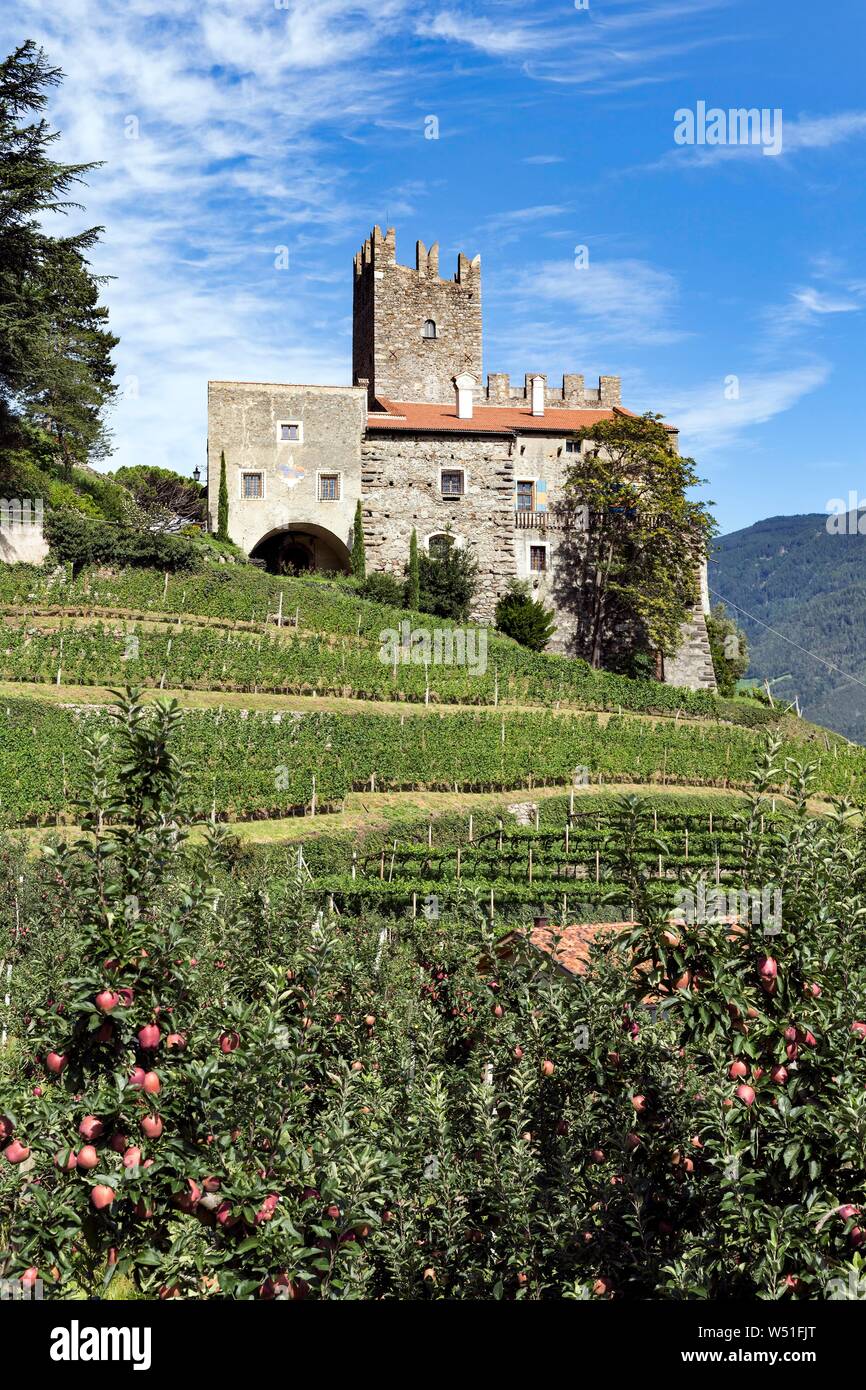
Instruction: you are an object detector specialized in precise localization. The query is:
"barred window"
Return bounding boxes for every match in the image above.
[441,470,464,497]
[530,545,547,572]
[319,474,340,501]
[242,473,263,499]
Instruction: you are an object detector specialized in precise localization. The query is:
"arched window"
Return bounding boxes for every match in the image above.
[428,533,451,557]
[422,319,437,339]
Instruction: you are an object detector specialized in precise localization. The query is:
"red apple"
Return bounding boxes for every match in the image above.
[90,1185,115,1211]
[541,1059,555,1077]
[117,987,134,1007]
[770,1064,788,1085]
[493,1004,503,1018]
[20,1267,39,1289]
[32,1087,43,1097]
[589,1148,605,1163]
[625,1132,641,1151]
[851,1227,865,1247]
[55,1149,77,1170]
[735,1084,756,1107]
[95,989,120,1013]
[141,1115,163,1140]
[110,1134,128,1153]
[255,1193,280,1224]
[142,1071,160,1095]
[0,1115,13,1140]
[128,1066,146,1089]
[219,1031,240,1054]
[837,1204,861,1221]
[631,1094,647,1113]
[757,955,777,980]
[77,1145,99,1170]
[728,1060,748,1079]
[123,1146,142,1168]
[78,1115,104,1142]
[364,1014,376,1027]
[46,1051,67,1074]
[216,1201,237,1228]
[851,1022,866,1041]
[137,1024,160,1050]
[513,1045,524,1060]
[3,1139,30,1164]
[166,1033,187,1049]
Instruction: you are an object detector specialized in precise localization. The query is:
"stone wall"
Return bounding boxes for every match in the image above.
[353,226,482,405]
[207,381,367,559]
[361,431,515,621]
[0,524,48,566]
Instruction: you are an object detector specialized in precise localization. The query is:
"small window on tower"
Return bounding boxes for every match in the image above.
[565,439,581,454]
[516,481,534,512]
[530,545,547,572]
[423,319,437,339]
[441,470,464,497]
[319,474,340,501]
[278,422,302,443]
[242,472,264,499]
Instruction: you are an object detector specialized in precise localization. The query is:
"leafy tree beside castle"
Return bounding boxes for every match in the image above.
[0,42,117,476]
[706,602,749,696]
[561,414,714,672]
[418,530,478,622]
[495,579,556,652]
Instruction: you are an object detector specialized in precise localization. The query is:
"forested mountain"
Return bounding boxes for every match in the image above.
[711,512,866,742]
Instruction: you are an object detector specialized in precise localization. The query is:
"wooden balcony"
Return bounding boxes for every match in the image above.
[514,509,549,530]
[514,508,588,532]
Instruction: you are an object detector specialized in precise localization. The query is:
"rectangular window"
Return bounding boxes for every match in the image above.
[279,422,301,442]
[319,474,340,501]
[516,481,534,512]
[530,545,547,572]
[242,473,263,499]
[565,440,581,454]
[441,470,464,497]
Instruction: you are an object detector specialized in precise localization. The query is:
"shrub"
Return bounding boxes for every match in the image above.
[360,570,405,608]
[495,580,556,652]
[44,510,200,576]
[419,532,478,622]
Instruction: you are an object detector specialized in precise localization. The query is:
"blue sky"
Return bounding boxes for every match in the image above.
[5,0,866,534]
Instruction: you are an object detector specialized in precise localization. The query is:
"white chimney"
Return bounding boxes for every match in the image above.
[455,372,476,420]
[530,375,545,417]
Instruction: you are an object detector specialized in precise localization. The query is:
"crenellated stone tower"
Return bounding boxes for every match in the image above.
[352,225,482,406]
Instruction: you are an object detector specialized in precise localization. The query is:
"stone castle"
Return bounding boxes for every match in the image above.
[207,226,715,689]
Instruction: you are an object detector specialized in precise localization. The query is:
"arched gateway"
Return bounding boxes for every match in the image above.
[249,523,352,576]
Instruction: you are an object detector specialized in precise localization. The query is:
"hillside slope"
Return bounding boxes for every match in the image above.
[710,512,866,742]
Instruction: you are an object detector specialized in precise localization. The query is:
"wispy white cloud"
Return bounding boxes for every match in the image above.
[663,363,832,451]
[503,255,684,348]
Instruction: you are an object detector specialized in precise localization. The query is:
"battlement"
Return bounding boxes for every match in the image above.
[353,226,480,285]
[353,226,483,404]
[484,373,621,409]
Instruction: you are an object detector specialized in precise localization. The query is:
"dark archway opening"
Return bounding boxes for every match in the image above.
[250,525,352,576]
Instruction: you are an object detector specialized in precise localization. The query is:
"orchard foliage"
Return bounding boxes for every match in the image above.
[0,696,865,1299]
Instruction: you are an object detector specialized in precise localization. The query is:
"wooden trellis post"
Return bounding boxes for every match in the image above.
[468,814,474,842]
[528,847,533,884]
[456,846,461,880]
[595,850,600,882]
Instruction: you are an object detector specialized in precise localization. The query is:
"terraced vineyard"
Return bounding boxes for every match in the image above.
[0,564,778,722]
[2,695,863,828]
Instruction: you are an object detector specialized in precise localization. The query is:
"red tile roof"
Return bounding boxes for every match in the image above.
[366,397,630,436]
[529,921,634,976]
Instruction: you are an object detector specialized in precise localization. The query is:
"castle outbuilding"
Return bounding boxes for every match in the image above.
[207,226,715,689]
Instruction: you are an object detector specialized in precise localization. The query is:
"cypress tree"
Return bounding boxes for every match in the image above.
[216,450,229,541]
[407,527,420,610]
[351,499,366,579]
